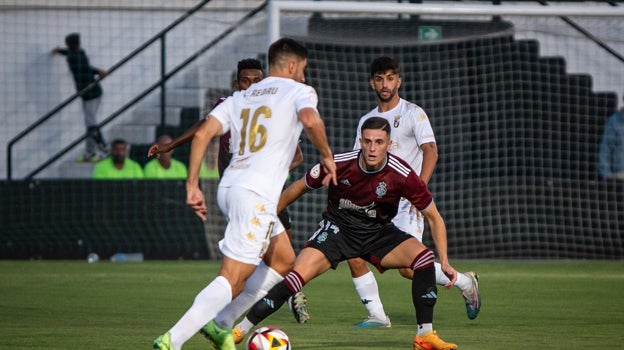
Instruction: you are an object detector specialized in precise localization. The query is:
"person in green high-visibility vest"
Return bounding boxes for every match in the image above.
[92,139,143,179]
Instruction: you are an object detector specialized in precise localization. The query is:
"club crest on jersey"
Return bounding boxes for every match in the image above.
[376,182,387,198]
[393,115,401,128]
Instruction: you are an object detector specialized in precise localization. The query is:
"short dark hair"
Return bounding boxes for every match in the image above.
[112,139,127,147]
[65,33,80,51]
[268,38,308,66]
[370,56,400,78]
[237,58,263,79]
[361,117,391,136]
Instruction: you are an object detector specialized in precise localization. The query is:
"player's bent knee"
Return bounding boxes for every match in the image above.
[399,267,414,280]
[347,258,370,277]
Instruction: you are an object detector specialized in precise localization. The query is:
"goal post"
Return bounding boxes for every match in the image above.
[268,0,624,46]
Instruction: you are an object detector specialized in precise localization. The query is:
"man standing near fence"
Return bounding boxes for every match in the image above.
[53,33,109,162]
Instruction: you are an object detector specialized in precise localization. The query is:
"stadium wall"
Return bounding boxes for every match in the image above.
[0,180,221,260]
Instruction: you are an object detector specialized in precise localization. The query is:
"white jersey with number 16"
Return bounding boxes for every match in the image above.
[211,76,318,202]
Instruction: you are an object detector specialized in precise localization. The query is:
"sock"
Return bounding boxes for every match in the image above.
[247,271,304,325]
[453,270,471,291]
[168,276,232,349]
[411,249,436,329]
[352,270,386,320]
[434,262,471,291]
[236,317,255,335]
[214,262,283,328]
[418,323,433,336]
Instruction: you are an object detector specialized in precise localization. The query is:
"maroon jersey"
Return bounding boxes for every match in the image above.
[217,131,231,177]
[305,150,432,236]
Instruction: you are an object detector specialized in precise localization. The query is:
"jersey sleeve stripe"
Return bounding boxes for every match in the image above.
[334,150,359,163]
[388,156,411,177]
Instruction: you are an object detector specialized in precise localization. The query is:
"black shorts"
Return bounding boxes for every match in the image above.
[277,207,292,231]
[304,218,412,273]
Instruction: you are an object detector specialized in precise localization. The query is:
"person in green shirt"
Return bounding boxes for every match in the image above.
[92,139,144,179]
[144,135,188,179]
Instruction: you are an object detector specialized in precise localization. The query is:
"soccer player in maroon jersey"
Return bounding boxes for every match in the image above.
[238,116,459,350]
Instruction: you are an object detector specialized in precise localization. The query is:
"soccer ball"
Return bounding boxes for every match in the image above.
[246,326,291,350]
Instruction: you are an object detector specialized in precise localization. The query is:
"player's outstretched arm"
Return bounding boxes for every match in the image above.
[277,177,309,213]
[147,119,206,158]
[422,201,457,288]
[419,142,438,184]
[186,116,222,221]
[186,186,207,221]
[299,108,336,186]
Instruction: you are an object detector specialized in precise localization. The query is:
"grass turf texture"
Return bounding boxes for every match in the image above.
[1,260,622,349]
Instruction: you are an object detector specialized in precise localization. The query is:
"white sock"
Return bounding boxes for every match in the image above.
[434,262,451,285]
[169,276,232,349]
[215,262,283,328]
[453,271,471,291]
[434,262,471,291]
[352,271,386,320]
[236,317,255,335]
[418,323,433,336]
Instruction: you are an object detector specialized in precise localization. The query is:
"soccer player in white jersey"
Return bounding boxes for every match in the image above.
[148,58,309,350]
[348,56,481,329]
[153,37,336,350]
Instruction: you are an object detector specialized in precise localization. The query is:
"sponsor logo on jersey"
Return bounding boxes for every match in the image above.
[340,179,351,186]
[230,158,250,170]
[338,198,377,218]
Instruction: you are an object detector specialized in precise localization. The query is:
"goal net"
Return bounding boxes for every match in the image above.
[271,1,624,259]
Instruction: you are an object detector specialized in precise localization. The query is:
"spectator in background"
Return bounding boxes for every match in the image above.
[53,33,109,163]
[93,139,144,179]
[144,135,188,179]
[598,94,624,179]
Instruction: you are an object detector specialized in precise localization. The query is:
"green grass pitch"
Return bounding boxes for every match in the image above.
[1,260,622,349]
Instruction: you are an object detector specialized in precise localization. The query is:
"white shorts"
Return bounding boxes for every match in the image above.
[217,186,279,265]
[391,197,424,242]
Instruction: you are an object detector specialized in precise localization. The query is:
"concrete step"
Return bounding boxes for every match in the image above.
[107,124,157,144]
[165,88,205,108]
[130,106,182,126]
[58,160,97,179]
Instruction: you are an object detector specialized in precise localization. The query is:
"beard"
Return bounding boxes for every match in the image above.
[375,88,397,103]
